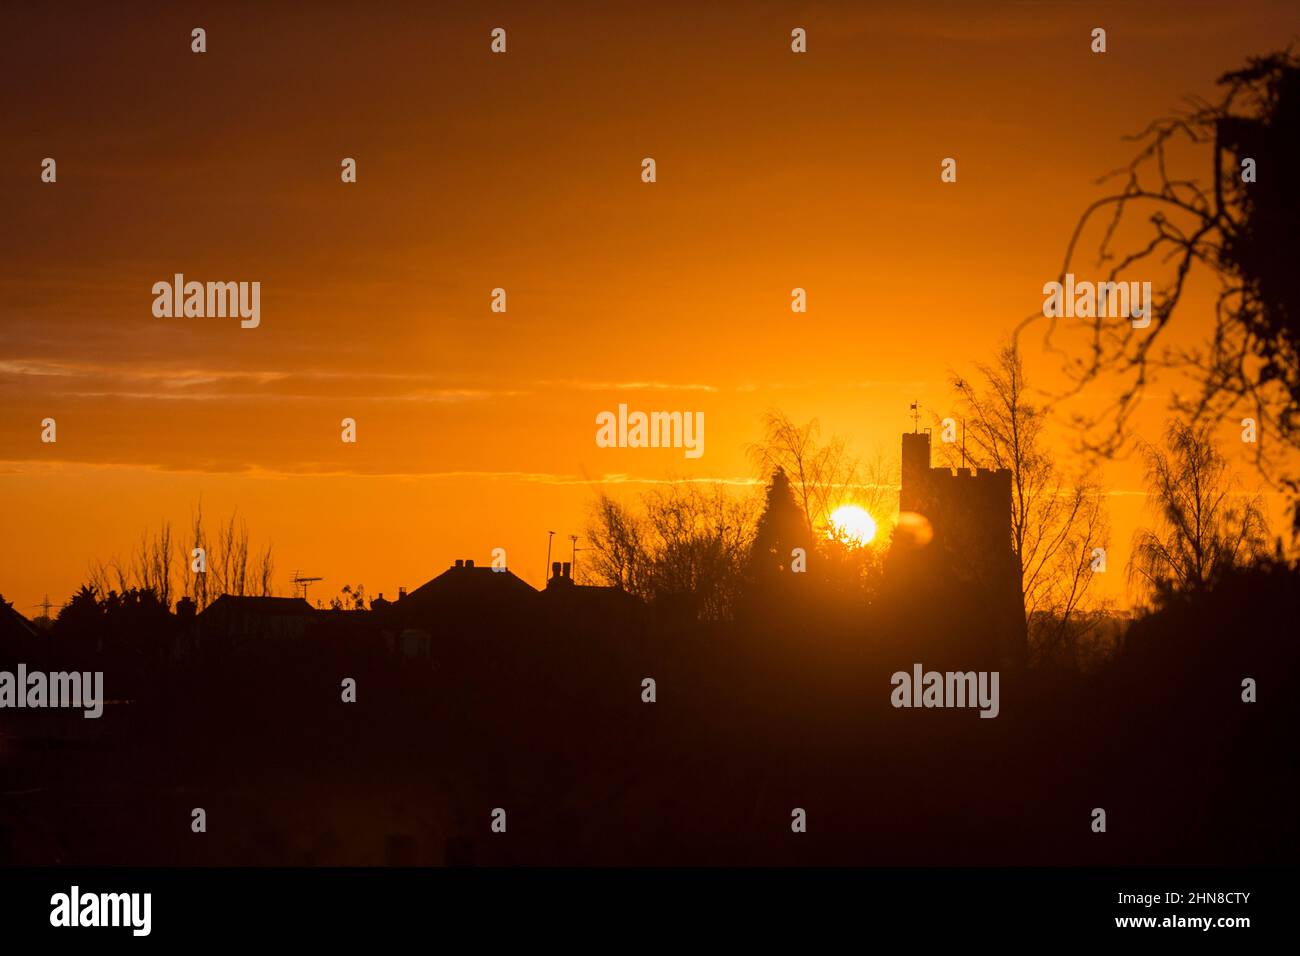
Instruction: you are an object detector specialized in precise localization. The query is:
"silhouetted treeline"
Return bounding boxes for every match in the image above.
[2,539,1294,865]
[1,401,1292,865]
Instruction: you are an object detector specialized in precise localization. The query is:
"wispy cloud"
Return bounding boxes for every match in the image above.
[4,359,939,401]
[0,359,524,402]
[540,379,721,393]
[0,459,764,486]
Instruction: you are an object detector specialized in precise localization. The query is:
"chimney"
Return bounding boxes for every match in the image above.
[552,561,562,580]
[465,559,475,569]
[398,586,407,600]
[454,559,464,568]
[562,562,572,579]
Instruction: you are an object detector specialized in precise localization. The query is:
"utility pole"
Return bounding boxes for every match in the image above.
[546,530,555,582]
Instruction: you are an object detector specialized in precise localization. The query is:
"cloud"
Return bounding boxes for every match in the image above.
[541,379,721,393]
[0,359,524,403]
[0,459,762,486]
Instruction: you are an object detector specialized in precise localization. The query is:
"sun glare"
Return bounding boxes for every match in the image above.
[828,504,878,546]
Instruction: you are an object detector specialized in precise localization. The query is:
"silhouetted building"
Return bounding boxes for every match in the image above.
[900,430,1014,551]
[390,558,539,641]
[400,559,537,613]
[0,600,39,659]
[191,595,317,652]
[542,561,644,635]
[0,601,38,639]
[890,428,1026,666]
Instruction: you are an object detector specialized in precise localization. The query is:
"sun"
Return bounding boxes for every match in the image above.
[828,504,878,546]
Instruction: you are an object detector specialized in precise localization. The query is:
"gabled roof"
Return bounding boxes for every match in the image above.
[199,595,315,617]
[401,563,538,611]
[0,600,39,640]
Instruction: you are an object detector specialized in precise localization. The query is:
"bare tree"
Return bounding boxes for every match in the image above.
[947,344,1109,633]
[748,410,880,533]
[1043,48,1300,521]
[586,482,757,621]
[88,503,274,610]
[586,494,647,595]
[746,412,896,603]
[132,522,173,608]
[212,513,251,598]
[1128,421,1270,600]
[185,502,210,609]
[255,542,276,598]
[86,559,114,600]
[87,523,173,607]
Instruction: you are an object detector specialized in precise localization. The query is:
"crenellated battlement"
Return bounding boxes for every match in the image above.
[898,428,1014,556]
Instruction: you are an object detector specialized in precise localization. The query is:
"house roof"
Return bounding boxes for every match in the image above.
[0,600,39,640]
[401,563,538,610]
[542,579,643,613]
[199,595,315,617]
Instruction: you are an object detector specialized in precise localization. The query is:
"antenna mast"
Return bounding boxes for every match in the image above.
[954,378,968,470]
[290,570,322,601]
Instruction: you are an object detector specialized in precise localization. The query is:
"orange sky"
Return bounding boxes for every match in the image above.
[2,2,1296,613]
